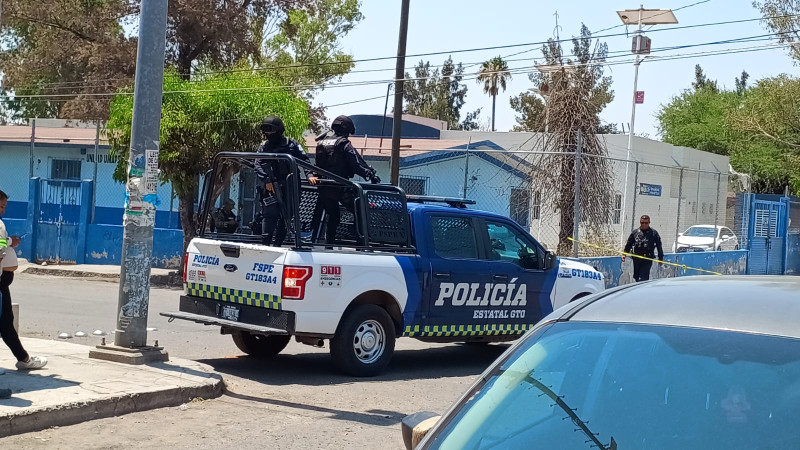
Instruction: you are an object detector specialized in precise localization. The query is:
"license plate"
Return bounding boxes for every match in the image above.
[220,304,240,322]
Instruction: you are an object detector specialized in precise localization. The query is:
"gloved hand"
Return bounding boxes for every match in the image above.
[370,174,381,184]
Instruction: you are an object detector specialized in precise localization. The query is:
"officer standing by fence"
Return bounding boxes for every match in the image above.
[313,115,380,244]
[255,116,318,246]
[622,214,664,282]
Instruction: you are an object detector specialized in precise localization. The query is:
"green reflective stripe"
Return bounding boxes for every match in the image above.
[0,238,7,248]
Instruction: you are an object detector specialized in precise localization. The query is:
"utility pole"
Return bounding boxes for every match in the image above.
[378,83,393,152]
[390,0,410,186]
[90,0,169,364]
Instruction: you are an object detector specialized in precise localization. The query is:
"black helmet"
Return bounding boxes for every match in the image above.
[331,115,355,136]
[260,116,285,136]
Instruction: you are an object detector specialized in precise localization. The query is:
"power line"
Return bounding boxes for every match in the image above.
[13,29,789,97]
[9,11,798,94]
[3,39,794,103]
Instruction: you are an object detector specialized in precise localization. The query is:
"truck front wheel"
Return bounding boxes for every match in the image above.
[232,331,291,357]
[331,305,396,377]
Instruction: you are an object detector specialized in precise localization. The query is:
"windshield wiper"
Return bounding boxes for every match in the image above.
[522,374,617,450]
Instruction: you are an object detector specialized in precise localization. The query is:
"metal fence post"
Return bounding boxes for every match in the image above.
[92,120,100,223]
[630,162,640,232]
[29,119,36,178]
[714,172,721,249]
[695,162,701,223]
[573,130,582,257]
[674,167,684,251]
[462,137,472,199]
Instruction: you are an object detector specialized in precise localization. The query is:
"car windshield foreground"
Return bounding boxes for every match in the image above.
[423,321,800,449]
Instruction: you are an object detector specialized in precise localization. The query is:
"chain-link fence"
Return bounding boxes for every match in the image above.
[388,146,746,257]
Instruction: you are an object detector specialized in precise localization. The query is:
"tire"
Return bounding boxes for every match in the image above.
[734,245,739,250]
[331,304,396,377]
[232,331,291,357]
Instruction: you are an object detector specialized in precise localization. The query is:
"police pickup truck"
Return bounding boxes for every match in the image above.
[163,153,604,376]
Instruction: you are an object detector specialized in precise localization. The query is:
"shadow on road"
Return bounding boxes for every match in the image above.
[198,343,509,387]
[223,390,406,426]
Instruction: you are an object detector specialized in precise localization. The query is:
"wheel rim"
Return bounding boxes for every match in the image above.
[352,319,386,365]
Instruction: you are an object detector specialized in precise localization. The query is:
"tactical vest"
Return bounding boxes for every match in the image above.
[316,135,353,178]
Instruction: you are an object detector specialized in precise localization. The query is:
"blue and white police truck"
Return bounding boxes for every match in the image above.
[163,153,604,376]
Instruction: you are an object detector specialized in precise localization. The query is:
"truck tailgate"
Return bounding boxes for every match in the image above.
[184,238,287,309]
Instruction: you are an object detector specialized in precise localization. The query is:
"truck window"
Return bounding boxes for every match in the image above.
[485,220,540,270]
[431,216,479,260]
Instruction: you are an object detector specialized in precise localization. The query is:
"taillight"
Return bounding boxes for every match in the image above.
[282,266,313,300]
[182,252,189,283]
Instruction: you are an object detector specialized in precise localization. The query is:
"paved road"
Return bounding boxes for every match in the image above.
[1,272,510,449]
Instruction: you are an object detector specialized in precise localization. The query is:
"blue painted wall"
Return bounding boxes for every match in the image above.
[787,234,800,276]
[85,224,183,269]
[578,250,749,288]
[94,206,180,229]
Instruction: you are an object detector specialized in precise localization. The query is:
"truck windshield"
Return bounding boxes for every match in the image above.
[427,322,800,449]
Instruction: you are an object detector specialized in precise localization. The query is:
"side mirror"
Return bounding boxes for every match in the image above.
[544,251,557,270]
[402,412,441,450]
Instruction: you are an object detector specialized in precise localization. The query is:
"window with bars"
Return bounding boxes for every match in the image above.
[50,159,82,180]
[399,175,427,196]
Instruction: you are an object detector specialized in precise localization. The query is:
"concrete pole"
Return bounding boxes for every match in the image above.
[573,130,582,258]
[113,0,169,349]
[390,0,410,186]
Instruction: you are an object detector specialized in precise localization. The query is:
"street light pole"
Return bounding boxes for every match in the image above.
[90,0,169,364]
[616,5,677,246]
[390,0,410,186]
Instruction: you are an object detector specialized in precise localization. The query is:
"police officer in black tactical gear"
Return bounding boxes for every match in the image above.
[313,115,380,244]
[622,214,665,282]
[255,116,318,246]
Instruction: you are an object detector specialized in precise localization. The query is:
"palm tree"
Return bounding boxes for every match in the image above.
[476,56,512,131]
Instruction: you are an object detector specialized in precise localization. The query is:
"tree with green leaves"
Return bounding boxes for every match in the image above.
[508,92,546,132]
[476,56,511,132]
[402,56,480,130]
[107,70,309,252]
[511,26,613,134]
[658,70,800,194]
[1,0,360,124]
[755,0,800,61]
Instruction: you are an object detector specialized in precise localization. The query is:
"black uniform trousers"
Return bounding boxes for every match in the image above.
[261,183,289,246]
[0,271,28,361]
[632,258,653,282]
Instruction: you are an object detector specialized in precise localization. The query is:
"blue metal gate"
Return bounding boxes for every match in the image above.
[35,179,82,264]
[747,197,789,275]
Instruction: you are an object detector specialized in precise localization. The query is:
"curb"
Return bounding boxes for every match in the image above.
[21,267,183,288]
[0,374,224,437]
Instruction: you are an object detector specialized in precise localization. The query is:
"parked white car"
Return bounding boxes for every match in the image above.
[673,225,739,252]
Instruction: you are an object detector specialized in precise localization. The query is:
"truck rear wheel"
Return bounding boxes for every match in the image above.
[331,304,396,377]
[232,331,291,357]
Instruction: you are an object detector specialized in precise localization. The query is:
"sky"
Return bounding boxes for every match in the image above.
[317,0,799,139]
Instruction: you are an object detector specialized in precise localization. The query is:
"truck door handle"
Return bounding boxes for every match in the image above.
[433,272,451,280]
[219,244,240,258]
[492,274,509,282]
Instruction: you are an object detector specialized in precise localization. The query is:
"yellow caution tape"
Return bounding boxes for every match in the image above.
[567,237,722,276]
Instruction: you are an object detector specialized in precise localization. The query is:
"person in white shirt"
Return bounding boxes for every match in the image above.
[0,190,47,371]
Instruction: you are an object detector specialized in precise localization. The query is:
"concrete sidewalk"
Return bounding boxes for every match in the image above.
[18,260,180,287]
[0,338,223,437]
